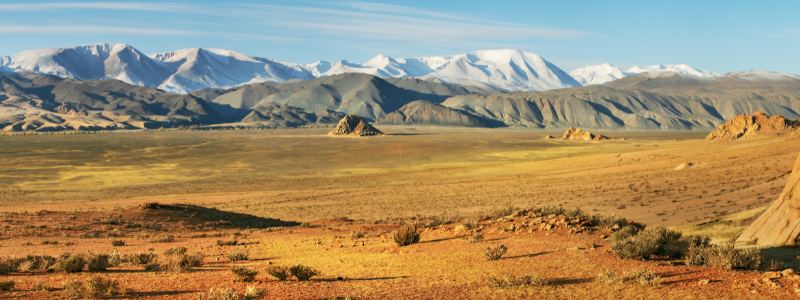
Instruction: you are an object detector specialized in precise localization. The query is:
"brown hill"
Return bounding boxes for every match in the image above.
[376,100,486,127]
[705,111,800,141]
[328,114,384,136]
[737,151,800,246]
[561,127,609,141]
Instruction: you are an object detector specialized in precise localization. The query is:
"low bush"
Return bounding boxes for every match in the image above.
[484,245,508,261]
[33,280,54,291]
[244,286,266,299]
[486,273,548,287]
[469,232,484,243]
[196,288,239,300]
[765,258,785,271]
[0,279,14,291]
[164,247,188,256]
[231,266,259,282]
[83,275,127,298]
[592,214,629,229]
[110,240,125,247]
[596,269,624,284]
[611,226,684,260]
[54,254,85,273]
[461,218,479,230]
[162,252,203,272]
[24,255,56,270]
[227,247,250,262]
[129,252,158,265]
[86,254,111,272]
[217,240,238,246]
[683,244,762,270]
[266,265,292,281]
[290,264,320,281]
[0,257,23,274]
[392,224,421,247]
[150,235,175,243]
[539,205,565,216]
[61,280,83,299]
[349,231,366,239]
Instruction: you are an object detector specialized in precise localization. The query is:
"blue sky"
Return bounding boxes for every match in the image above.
[0,0,798,74]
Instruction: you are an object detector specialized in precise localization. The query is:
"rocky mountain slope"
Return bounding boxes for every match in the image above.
[376,100,486,127]
[0,70,220,132]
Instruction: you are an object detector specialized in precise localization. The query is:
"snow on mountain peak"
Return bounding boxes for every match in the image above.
[569,63,626,85]
[624,64,719,78]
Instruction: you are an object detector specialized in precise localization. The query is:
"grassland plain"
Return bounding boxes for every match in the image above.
[0,126,795,228]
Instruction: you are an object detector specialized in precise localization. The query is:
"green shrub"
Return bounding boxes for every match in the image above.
[266,265,292,281]
[484,245,507,261]
[54,254,85,273]
[611,226,683,260]
[231,266,259,282]
[486,273,548,287]
[592,214,630,229]
[24,255,55,270]
[392,224,421,247]
[290,264,320,281]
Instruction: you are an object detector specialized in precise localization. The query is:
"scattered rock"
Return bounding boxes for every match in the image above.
[706,111,800,141]
[544,135,554,139]
[328,115,385,136]
[699,279,710,285]
[561,127,610,141]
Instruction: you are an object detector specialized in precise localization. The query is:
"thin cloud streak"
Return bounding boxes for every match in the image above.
[0,2,192,11]
[0,25,303,43]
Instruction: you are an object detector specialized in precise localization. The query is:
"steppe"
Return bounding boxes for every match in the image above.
[0,126,799,299]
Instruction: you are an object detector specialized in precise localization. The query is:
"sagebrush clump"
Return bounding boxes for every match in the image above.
[231,266,259,282]
[484,245,507,261]
[266,265,292,281]
[486,273,548,287]
[392,224,421,247]
[683,243,762,270]
[290,264,320,281]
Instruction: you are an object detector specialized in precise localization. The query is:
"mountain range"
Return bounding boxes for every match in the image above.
[569,63,721,85]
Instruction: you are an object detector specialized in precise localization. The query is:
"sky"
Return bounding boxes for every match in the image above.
[0,0,798,74]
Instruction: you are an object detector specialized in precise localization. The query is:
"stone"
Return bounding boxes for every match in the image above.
[328,115,384,136]
[706,111,800,141]
[561,127,610,141]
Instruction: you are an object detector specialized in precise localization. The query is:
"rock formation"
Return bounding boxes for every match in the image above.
[737,151,800,246]
[706,111,800,141]
[544,135,554,139]
[560,127,609,141]
[328,115,384,136]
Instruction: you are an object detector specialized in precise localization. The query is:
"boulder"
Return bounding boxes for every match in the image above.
[737,151,800,246]
[328,115,384,136]
[706,111,800,141]
[561,127,609,141]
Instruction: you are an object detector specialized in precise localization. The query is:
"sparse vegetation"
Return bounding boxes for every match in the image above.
[486,273,548,287]
[129,252,158,265]
[290,264,320,281]
[461,218,478,230]
[150,235,175,243]
[226,246,250,262]
[469,232,484,243]
[110,239,125,246]
[611,226,687,260]
[85,253,111,272]
[349,230,366,239]
[55,254,86,273]
[0,279,15,291]
[162,252,203,272]
[624,268,663,287]
[231,266,259,282]
[484,245,508,261]
[683,244,763,270]
[597,269,625,284]
[392,224,421,247]
[266,265,292,281]
[217,240,239,246]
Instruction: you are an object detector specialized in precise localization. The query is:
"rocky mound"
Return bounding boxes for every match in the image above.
[544,135,554,139]
[705,111,800,141]
[561,127,609,141]
[328,114,384,136]
[376,100,486,127]
[737,151,800,246]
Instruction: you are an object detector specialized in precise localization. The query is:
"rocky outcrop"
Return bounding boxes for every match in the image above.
[737,151,800,246]
[706,111,800,141]
[544,135,554,139]
[560,127,609,141]
[328,115,384,136]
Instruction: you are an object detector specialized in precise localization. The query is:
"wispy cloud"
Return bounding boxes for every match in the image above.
[0,25,302,43]
[0,1,595,48]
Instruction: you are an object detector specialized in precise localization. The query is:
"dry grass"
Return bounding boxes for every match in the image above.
[486,273,548,287]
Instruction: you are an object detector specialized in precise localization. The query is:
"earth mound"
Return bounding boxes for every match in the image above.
[328,114,385,136]
[561,127,609,141]
[134,202,299,229]
[737,151,800,246]
[706,111,800,141]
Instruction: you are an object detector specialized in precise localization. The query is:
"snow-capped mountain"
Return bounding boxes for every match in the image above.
[569,63,626,85]
[624,64,719,78]
[569,63,720,85]
[0,44,580,93]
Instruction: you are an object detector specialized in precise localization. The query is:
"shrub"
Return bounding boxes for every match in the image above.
[765,258,785,271]
[108,249,123,267]
[486,273,548,287]
[266,265,292,281]
[592,214,629,229]
[150,235,175,243]
[54,254,85,273]
[392,224,421,247]
[227,247,250,262]
[596,269,624,284]
[624,268,663,287]
[564,207,587,218]
[683,244,762,270]
[82,275,128,298]
[484,245,508,261]
[22,255,55,271]
[611,226,683,260]
[469,232,484,243]
[485,206,517,219]
[0,257,23,274]
[0,279,14,291]
[461,218,478,230]
[162,252,203,272]
[61,280,83,299]
[33,281,54,291]
[129,252,158,265]
[164,247,188,256]
[539,205,565,216]
[196,288,239,300]
[110,240,125,247]
[86,254,111,272]
[217,240,238,246]
[244,286,266,299]
[290,264,320,281]
[349,231,366,239]
[231,266,259,282]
